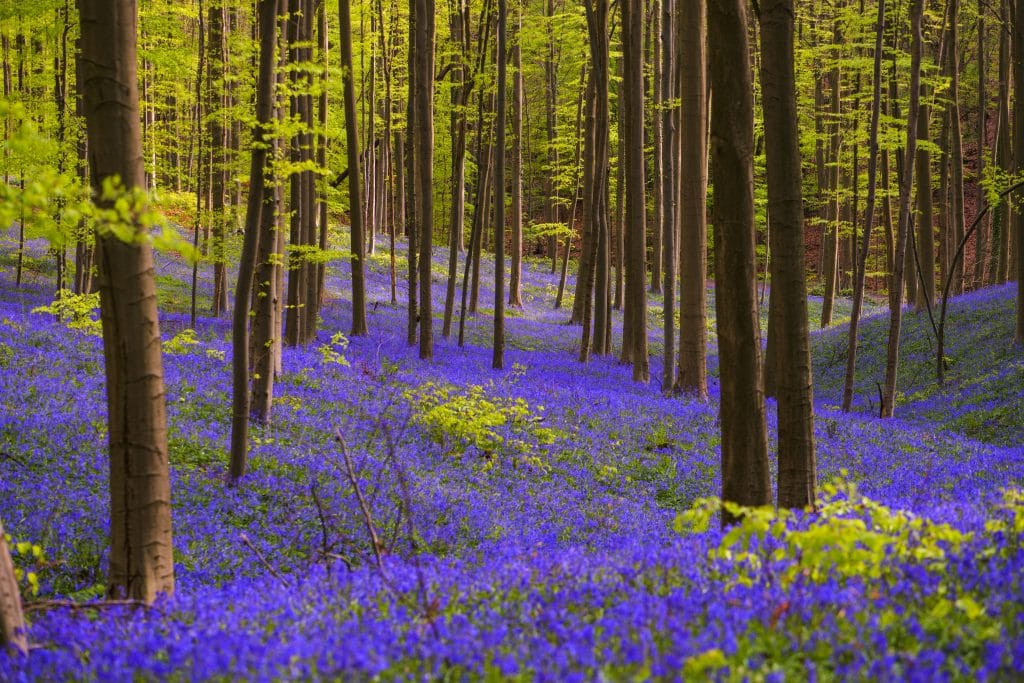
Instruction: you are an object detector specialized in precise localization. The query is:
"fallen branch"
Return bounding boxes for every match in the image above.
[239,533,289,588]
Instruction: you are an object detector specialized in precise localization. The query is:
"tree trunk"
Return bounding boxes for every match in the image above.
[341,0,368,335]
[79,0,175,601]
[882,0,923,418]
[209,0,230,316]
[660,0,676,391]
[676,0,708,398]
[230,0,279,481]
[842,0,884,415]
[915,88,935,310]
[622,0,649,382]
[820,13,841,328]
[760,0,817,510]
[415,0,435,359]
[708,0,772,521]
[509,4,524,308]
[1014,0,1024,342]
[493,0,507,370]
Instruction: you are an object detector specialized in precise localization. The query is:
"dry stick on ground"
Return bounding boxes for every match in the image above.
[239,533,289,588]
[334,430,386,575]
[378,422,441,641]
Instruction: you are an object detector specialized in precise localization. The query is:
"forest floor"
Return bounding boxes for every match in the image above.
[0,229,1023,680]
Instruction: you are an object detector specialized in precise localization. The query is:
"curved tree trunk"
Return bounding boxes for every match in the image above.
[80,0,175,600]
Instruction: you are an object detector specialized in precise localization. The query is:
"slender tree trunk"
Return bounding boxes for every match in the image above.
[820,13,841,328]
[1014,0,1024,342]
[760,0,817,510]
[443,1,469,337]
[975,0,988,287]
[882,0,923,418]
[622,0,649,382]
[649,0,663,295]
[947,0,966,296]
[842,0,884,414]
[210,0,230,316]
[230,0,279,481]
[660,0,676,390]
[79,0,175,601]
[676,0,707,398]
[915,88,935,310]
[341,0,368,335]
[994,1,1011,285]
[708,0,772,521]
[493,0,507,369]
[509,4,524,307]
[415,0,435,359]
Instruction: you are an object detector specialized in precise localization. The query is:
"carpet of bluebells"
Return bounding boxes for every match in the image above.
[1,231,1023,681]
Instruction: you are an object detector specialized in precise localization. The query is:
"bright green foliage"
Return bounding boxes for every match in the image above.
[164,328,201,355]
[318,331,351,366]
[405,380,557,460]
[31,290,102,337]
[4,530,45,598]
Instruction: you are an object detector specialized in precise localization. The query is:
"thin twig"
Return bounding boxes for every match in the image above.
[239,533,289,588]
[334,429,387,575]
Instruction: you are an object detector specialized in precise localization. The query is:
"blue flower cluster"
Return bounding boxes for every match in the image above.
[0,238,1022,680]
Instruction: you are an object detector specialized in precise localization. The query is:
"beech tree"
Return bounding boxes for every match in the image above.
[759,0,817,509]
[881,0,923,418]
[79,0,175,601]
[707,0,771,520]
[621,0,648,383]
[675,0,707,398]
[230,0,279,481]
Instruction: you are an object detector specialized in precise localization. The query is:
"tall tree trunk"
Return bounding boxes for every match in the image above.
[230,0,279,481]
[915,86,935,310]
[842,0,884,414]
[493,0,507,369]
[760,0,817,510]
[622,0,649,382]
[1014,0,1024,342]
[659,0,676,390]
[545,0,560,274]
[676,0,707,398]
[975,0,988,287]
[341,0,368,335]
[443,0,470,337]
[882,0,923,418]
[79,0,175,601]
[509,4,524,307]
[414,0,435,359]
[708,0,772,521]
[210,0,230,316]
[993,1,1011,285]
[649,0,662,295]
[947,0,966,296]
[820,12,841,328]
